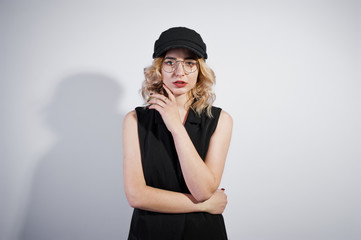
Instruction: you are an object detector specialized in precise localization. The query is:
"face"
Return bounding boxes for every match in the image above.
[161,48,199,98]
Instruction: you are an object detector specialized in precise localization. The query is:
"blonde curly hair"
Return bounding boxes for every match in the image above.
[141,56,216,117]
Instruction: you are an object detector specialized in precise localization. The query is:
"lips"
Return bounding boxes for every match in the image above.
[173,80,187,87]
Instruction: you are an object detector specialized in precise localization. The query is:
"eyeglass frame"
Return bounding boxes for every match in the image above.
[161,57,199,74]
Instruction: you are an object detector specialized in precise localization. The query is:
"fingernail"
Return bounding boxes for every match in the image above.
[221,188,225,191]
[150,92,153,95]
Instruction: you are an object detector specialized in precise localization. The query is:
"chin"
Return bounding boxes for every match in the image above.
[171,88,190,97]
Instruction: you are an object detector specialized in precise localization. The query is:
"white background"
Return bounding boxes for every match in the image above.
[1,0,360,239]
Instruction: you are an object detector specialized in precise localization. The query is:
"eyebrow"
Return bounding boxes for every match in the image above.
[164,56,176,60]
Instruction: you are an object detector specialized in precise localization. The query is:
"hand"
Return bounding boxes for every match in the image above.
[200,189,228,214]
[148,84,183,133]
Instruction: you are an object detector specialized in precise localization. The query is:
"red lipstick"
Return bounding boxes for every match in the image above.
[173,81,187,87]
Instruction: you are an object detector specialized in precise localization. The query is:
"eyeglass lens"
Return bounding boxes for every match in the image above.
[163,59,198,73]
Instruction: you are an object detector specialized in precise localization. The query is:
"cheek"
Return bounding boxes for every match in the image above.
[161,71,170,82]
[189,73,198,85]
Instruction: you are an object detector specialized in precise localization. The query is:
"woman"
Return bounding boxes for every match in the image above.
[123,27,233,240]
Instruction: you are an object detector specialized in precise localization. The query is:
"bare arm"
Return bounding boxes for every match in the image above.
[171,110,233,201]
[123,110,227,213]
[148,85,233,202]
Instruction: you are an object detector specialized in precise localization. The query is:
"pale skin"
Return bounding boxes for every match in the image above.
[123,48,233,214]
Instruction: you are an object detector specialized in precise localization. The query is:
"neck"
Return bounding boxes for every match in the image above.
[174,93,191,120]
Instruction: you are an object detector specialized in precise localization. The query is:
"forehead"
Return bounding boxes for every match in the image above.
[164,48,197,59]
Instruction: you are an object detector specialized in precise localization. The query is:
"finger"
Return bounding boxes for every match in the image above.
[148,98,166,107]
[162,83,175,101]
[149,93,168,103]
[148,103,163,113]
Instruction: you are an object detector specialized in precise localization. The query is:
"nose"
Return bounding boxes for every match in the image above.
[174,61,185,76]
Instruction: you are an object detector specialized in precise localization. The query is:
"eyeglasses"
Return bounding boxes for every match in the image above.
[162,58,198,74]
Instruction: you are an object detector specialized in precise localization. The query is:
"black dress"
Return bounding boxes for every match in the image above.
[128,106,227,240]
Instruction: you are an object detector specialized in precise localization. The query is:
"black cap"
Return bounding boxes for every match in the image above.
[153,27,207,59]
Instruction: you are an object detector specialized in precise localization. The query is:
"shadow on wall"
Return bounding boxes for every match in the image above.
[18,73,132,240]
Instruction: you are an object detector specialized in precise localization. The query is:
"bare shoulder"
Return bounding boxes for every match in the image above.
[123,110,137,125]
[122,110,139,153]
[212,109,233,139]
[123,110,138,135]
[125,110,137,119]
[218,110,233,128]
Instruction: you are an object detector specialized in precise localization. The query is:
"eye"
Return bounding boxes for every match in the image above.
[164,60,175,66]
[185,61,196,67]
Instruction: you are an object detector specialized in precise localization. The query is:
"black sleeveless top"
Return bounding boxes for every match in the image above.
[128,106,227,240]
